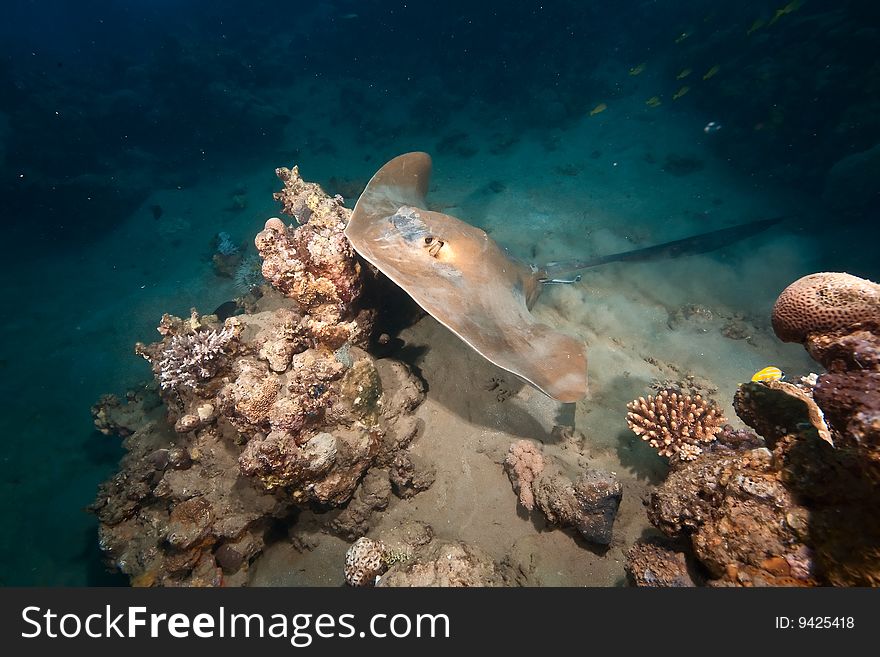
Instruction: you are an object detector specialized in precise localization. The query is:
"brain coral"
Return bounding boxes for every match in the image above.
[772,272,880,343]
[343,537,388,587]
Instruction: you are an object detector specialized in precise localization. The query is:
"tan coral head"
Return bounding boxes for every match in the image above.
[345,152,588,403]
[772,272,880,343]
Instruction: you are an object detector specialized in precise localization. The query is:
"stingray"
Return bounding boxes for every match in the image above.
[346,152,781,403]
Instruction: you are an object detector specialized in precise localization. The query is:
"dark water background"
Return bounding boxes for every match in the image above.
[0,0,877,585]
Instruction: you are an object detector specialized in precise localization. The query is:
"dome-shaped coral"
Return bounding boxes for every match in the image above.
[772,272,880,343]
[343,537,388,587]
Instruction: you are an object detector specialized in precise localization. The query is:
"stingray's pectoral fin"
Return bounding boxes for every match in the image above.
[347,152,589,403]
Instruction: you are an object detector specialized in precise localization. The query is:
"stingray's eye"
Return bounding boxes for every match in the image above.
[424,237,434,245]
[427,239,445,257]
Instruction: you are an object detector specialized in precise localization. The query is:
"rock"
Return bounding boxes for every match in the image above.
[389,452,435,498]
[625,540,698,587]
[329,469,391,540]
[378,541,504,587]
[174,414,201,433]
[533,470,622,545]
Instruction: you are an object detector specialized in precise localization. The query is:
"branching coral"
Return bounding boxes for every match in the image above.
[154,326,237,392]
[626,389,725,461]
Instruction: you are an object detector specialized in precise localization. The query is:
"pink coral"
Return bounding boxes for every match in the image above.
[504,440,546,511]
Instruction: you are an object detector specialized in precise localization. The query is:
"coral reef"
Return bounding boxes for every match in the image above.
[628,271,880,587]
[504,440,622,545]
[389,452,435,499]
[92,165,426,586]
[255,166,373,350]
[328,469,392,540]
[91,390,162,438]
[626,389,726,461]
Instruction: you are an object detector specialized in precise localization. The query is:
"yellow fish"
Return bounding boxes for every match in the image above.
[769,0,804,26]
[677,68,692,80]
[675,31,690,43]
[703,65,720,80]
[747,18,765,35]
[645,96,662,107]
[673,86,690,100]
[589,103,607,116]
[751,366,784,383]
[629,63,646,76]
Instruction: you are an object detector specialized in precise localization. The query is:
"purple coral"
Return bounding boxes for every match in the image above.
[156,327,235,391]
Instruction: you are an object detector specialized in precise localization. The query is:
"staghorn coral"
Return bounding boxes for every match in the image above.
[626,389,725,461]
[772,272,880,344]
[152,325,237,392]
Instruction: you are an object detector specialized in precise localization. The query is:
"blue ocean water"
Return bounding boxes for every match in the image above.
[1,0,878,585]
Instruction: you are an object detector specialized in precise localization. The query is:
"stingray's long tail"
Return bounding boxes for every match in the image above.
[541,215,786,280]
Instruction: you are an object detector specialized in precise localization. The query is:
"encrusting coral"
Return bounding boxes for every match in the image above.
[626,389,725,461]
[91,163,426,587]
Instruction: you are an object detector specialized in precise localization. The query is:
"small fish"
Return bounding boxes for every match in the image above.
[589,103,608,116]
[677,68,692,80]
[747,18,765,35]
[703,120,722,133]
[751,366,784,383]
[702,65,720,80]
[672,86,690,100]
[629,63,646,76]
[645,96,662,107]
[768,0,803,26]
[675,32,690,43]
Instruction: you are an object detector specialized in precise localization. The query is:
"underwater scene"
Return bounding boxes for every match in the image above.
[2,0,878,587]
